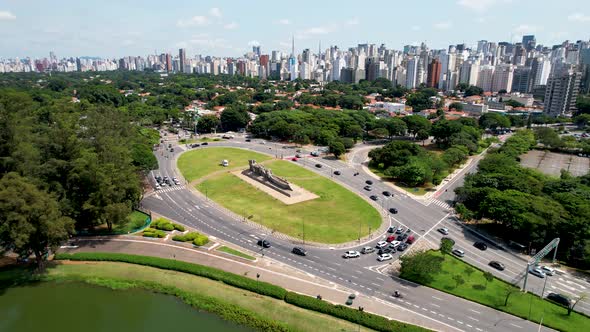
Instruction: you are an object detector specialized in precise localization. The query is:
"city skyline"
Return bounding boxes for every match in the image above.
[1,0,590,58]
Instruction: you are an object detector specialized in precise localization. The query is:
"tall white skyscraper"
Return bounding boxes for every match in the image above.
[405,57,419,89]
[477,65,495,92]
[492,64,514,92]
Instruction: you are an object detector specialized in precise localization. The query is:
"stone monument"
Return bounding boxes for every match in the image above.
[248,160,293,192]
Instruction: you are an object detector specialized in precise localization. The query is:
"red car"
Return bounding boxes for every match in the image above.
[291,157,298,162]
[386,235,396,242]
[406,235,415,244]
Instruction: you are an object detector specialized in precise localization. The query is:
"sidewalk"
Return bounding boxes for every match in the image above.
[60,237,456,332]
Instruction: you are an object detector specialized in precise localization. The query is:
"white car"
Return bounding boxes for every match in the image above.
[378,253,394,261]
[541,266,555,276]
[343,250,360,259]
[155,184,161,190]
[389,241,401,248]
[437,228,449,235]
[376,241,388,248]
[529,267,546,278]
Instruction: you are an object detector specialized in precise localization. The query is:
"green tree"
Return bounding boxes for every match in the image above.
[479,113,510,130]
[534,127,563,148]
[197,114,220,133]
[448,102,464,111]
[385,118,408,137]
[574,113,590,128]
[220,105,249,131]
[576,94,590,114]
[440,238,454,255]
[482,271,494,288]
[398,251,444,284]
[416,129,429,146]
[464,85,483,97]
[0,173,74,270]
[329,140,346,158]
[403,115,432,137]
[452,274,465,288]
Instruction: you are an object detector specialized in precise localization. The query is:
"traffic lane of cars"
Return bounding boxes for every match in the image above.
[424,219,590,313]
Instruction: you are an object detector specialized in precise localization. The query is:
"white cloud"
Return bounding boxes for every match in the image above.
[0,11,16,20]
[248,40,260,47]
[186,37,233,50]
[411,25,421,31]
[209,7,222,18]
[568,13,590,22]
[177,15,209,27]
[346,17,360,25]
[296,24,337,39]
[224,22,238,30]
[513,24,537,34]
[457,0,512,12]
[277,18,291,25]
[433,21,452,29]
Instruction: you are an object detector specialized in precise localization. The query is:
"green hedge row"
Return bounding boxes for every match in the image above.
[284,292,426,332]
[54,253,286,300]
[54,253,430,332]
[143,228,166,238]
[151,218,185,232]
[172,232,209,246]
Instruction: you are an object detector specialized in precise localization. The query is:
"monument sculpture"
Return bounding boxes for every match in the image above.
[248,160,293,191]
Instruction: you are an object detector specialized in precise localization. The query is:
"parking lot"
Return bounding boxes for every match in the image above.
[520,150,590,177]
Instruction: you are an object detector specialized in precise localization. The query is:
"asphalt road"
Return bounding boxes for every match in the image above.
[144,132,563,331]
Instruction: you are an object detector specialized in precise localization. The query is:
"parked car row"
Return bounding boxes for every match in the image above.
[154,175,180,189]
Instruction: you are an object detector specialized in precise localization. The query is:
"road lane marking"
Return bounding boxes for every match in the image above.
[430,303,440,308]
[432,296,443,301]
[509,323,522,328]
[469,309,481,314]
[467,316,479,322]
[371,282,380,287]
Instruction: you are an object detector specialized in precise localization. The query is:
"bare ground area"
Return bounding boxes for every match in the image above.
[520,150,590,177]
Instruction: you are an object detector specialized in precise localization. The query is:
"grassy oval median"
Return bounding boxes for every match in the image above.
[178,147,381,244]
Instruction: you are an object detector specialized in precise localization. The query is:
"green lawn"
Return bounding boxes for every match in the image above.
[177,147,271,182]
[217,246,256,260]
[39,262,374,332]
[401,251,589,332]
[192,149,381,244]
[368,166,433,196]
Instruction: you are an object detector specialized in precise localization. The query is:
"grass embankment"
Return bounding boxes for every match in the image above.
[194,153,381,243]
[178,147,272,182]
[82,210,150,235]
[217,246,255,260]
[368,165,433,196]
[49,253,428,332]
[401,251,589,332]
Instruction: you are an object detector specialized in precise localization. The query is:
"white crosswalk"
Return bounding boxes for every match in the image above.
[428,199,452,209]
[155,185,185,193]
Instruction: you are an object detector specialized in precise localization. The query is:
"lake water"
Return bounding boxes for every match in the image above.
[0,282,251,332]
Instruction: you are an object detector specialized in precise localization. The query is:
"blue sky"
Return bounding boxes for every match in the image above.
[0,0,589,58]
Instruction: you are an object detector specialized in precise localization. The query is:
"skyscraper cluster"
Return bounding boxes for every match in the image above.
[1,36,589,116]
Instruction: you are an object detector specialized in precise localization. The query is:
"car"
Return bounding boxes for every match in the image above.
[257,239,271,248]
[541,266,555,276]
[451,249,465,257]
[361,246,375,254]
[546,293,571,307]
[310,151,320,157]
[395,227,404,234]
[155,184,161,190]
[378,253,394,261]
[396,243,409,251]
[389,240,401,248]
[474,242,488,251]
[191,143,200,148]
[382,191,391,196]
[442,237,455,245]
[378,247,394,255]
[291,158,298,162]
[343,250,361,258]
[406,235,416,244]
[489,261,505,271]
[437,228,449,235]
[370,195,379,201]
[201,142,209,145]
[387,226,396,233]
[397,233,408,242]
[529,267,546,278]
[170,148,174,152]
[365,180,373,185]
[245,139,251,142]
[386,235,396,242]
[376,241,388,248]
[389,208,398,214]
[168,144,172,148]
[315,163,322,168]
[292,247,307,256]
[295,154,302,158]
[259,141,266,145]
[334,170,341,175]
[364,185,372,191]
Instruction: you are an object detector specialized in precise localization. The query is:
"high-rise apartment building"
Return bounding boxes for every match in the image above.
[426,58,441,88]
[511,66,532,93]
[544,67,582,117]
[179,48,186,73]
[405,57,419,89]
[477,65,495,92]
[492,64,514,92]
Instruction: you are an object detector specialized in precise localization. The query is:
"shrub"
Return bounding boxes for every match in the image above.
[284,292,426,332]
[193,235,209,246]
[143,228,166,238]
[173,223,185,232]
[54,253,287,300]
[172,232,207,243]
[151,218,175,231]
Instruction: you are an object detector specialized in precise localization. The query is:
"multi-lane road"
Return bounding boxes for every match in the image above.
[141,132,586,331]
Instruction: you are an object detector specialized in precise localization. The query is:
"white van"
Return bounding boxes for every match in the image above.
[221,160,229,167]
